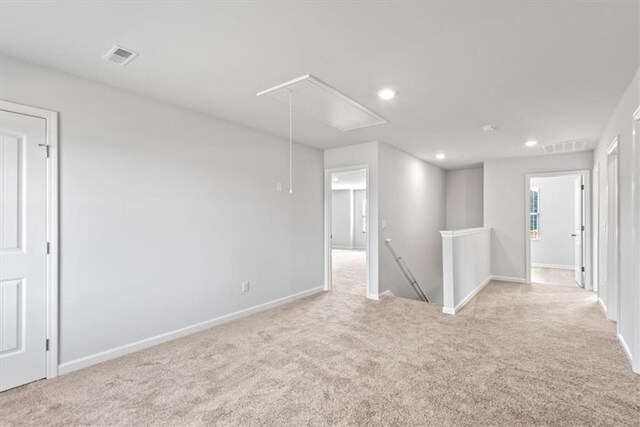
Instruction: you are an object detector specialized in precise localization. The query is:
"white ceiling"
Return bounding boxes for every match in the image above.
[332,169,366,190]
[1,1,638,169]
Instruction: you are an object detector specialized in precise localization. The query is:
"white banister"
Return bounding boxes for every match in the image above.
[440,227,492,315]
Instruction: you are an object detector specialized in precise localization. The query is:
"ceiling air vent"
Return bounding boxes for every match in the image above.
[103,45,138,66]
[541,140,587,155]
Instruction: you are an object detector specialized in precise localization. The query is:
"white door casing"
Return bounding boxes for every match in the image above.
[606,139,619,322]
[0,111,48,391]
[574,176,584,286]
[592,164,599,293]
[632,107,640,374]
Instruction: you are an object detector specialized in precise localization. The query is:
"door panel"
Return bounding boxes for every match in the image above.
[1,279,21,353]
[1,135,21,250]
[0,111,47,392]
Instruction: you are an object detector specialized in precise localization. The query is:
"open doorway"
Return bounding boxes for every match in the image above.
[526,171,590,288]
[328,168,368,296]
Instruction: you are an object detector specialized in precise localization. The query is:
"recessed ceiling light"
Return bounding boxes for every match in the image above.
[525,140,538,147]
[436,153,445,160]
[377,88,397,100]
[332,177,339,182]
[481,124,497,132]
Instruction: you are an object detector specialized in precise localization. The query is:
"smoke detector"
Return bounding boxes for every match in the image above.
[481,124,497,132]
[541,139,587,154]
[103,45,138,66]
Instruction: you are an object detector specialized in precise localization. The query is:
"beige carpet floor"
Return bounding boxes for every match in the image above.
[1,281,638,426]
[531,267,579,287]
[331,249,366,297]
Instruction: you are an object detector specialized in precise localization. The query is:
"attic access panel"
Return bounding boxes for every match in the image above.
[257,75,389,131]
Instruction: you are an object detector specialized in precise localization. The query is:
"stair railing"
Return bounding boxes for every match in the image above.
[385,239,430,303]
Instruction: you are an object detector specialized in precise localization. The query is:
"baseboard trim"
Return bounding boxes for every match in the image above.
[58,286,324,375]
[531,263,575,270]
[378,290,394,299]
[442,276,491,315]
[490,275,528,284]
[618,333,633,366]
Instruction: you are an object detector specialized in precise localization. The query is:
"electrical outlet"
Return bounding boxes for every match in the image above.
[276,182,283,192]
[242,281,250,293]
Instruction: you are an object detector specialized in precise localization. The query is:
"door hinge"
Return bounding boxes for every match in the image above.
[581,225,585,231]
[38,143,50,158]
[46,339,50,351]
[581,184,585,190]
[581,266,585,272]
[46,242,50,254]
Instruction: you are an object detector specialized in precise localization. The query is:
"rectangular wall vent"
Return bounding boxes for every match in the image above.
[257,75,388,131]
[103,45,138,66]
[541,139,587,155]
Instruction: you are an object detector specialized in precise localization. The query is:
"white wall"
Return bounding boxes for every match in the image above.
[378,143,446,304]
[441,228,491,314]
[353,189,367,249]
[331,189,367,250]
[325,142,379,297]
[530,175,577,268]
[325,142,446,302]
[484,152,593,281]
[330,170,367,250]
[0,56,324,369]
[331,190,352,248]
[445,167,483,229]
[592,67,639,368]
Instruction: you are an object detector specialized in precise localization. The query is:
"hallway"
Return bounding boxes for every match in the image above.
[531,267,579,287]
[331,249,366,296]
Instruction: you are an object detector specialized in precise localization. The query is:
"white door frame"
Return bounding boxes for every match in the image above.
[592,163,599,293]
[606,138,619,322]
[1,100,59,379]
[324,165,372,298]
[524,170,591,289]
[632,106,640,374]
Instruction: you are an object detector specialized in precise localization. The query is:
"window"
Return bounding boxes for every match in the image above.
[530,187,540,239]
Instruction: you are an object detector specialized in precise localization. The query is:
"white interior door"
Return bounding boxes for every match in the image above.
[0,110,48,392]
[574,176,584,286]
